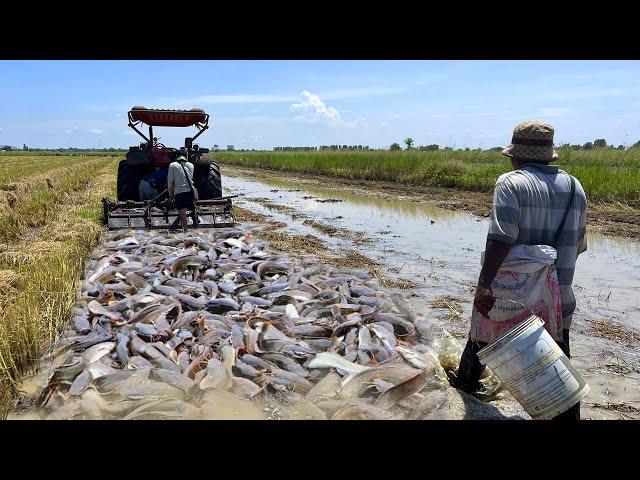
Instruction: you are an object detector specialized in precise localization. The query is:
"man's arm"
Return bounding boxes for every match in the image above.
[476,177,520,316]
[475,239,512,316]
[577,193,587,256]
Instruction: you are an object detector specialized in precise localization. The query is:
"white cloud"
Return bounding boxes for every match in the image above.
[289,91,369,130]
[89,128,104,135]
[393,113,400,119]
[65,126,79,134]
[380,121,389,127]
[290,91,341,124]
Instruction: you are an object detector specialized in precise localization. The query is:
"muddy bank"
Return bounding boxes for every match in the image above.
[221,165,640,240]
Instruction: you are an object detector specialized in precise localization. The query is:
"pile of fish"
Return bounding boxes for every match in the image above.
[35,227,457,420]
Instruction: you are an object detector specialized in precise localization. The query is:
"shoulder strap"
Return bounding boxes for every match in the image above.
[178,160,195,195]
[552,173,575,248]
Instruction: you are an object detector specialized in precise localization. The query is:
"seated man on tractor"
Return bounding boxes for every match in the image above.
[139,166,168,201]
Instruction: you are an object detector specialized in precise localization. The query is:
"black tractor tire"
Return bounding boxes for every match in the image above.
[117,159,149,202]
[194,162,222,199]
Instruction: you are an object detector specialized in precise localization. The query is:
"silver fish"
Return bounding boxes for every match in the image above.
[307,352,370,374]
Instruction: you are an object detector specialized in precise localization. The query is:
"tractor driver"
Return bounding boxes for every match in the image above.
[139,166,168,201]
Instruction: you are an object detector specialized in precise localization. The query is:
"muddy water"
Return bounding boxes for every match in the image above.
[224,172,640,420]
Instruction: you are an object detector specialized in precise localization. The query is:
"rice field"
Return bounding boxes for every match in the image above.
[214,147,640,206]
[0,154,118,418]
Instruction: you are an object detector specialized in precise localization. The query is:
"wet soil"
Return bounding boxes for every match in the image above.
[220,167,640,420]
[222,165,640,240]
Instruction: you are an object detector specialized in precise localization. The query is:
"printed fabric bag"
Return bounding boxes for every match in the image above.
[470,244,563,343]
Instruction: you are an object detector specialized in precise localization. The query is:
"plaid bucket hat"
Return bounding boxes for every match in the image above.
[501,120,558,162]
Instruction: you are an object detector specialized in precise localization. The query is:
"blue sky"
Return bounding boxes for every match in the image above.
[1,60,639,149]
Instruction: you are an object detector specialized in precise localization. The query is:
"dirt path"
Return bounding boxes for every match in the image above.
[221,164,640,240]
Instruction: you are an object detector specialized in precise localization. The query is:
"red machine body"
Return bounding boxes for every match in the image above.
[129,106,207,127]
[150,146,177,166]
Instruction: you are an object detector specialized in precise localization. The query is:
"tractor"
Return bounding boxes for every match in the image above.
[102,106,235,230]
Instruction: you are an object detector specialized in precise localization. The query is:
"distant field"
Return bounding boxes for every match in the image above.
[214,148,640,206]
[0,155,98,185]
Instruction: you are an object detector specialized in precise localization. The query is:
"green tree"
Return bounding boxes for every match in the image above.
[593,138,607,148]
[226,145,235,151]
[389,142,402,151]
[422,144,439,151]
[583,141,594,150]
[22,143,28,151]
[404,137,414,149]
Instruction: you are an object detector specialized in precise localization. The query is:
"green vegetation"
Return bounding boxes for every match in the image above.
[0,155,98,187]
[0,156,117,418]
[214,147,640,206]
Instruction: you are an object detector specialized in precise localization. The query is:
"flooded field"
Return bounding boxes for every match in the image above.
[219,170,640,420]
[9,168,640,420]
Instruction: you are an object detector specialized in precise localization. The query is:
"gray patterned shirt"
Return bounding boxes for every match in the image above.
[167,160,195,197]
[487,162,587,328]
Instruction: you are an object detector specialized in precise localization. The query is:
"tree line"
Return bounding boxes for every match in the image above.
[3,137,640,153]
[272,145,373,151]
[389,137,639,152]
[0,145,126,152]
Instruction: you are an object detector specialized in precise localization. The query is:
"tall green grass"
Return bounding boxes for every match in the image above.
[215,147,640,206]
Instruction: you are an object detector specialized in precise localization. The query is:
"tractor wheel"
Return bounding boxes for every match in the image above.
[209,162,223,198]
[195,162,222,199]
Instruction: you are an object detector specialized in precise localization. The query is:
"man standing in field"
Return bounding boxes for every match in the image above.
[168,153,198,232]
[452,120,588,420]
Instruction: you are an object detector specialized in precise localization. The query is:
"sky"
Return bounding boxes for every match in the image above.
[1,60,639,150]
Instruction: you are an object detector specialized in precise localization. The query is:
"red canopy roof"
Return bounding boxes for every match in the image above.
[129,106,208,127]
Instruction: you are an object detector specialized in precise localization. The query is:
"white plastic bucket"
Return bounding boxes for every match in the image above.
[477,315,590,420]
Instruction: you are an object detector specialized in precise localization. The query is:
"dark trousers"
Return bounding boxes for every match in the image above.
[455,328,580,420]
